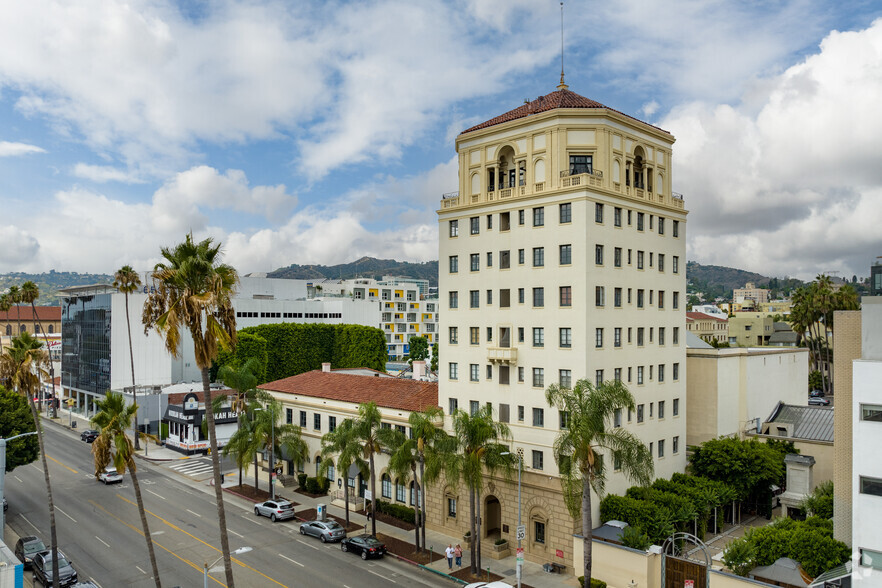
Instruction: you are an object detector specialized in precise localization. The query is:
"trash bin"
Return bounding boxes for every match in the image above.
[317,503,326,521]
[71,421,77,428]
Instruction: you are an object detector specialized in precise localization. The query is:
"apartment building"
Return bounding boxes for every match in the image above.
[733,282,770,305]
[685,311,728,344]
[728,313,775,346]
[432,85,688,569]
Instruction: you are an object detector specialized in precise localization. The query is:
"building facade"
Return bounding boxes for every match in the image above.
[832,309,861,546]
[685,311,728,344]
[1,305,61,338]
[433,85,688,568]
[733,282,770,305]
[728,313,775,346]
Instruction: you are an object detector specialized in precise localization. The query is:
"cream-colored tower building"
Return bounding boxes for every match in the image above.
[431,85,688,569]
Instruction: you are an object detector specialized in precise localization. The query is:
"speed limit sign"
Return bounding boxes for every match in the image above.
[516,525,526,541]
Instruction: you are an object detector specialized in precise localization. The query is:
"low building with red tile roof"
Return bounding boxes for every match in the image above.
[1,305,61,337]
[686,310,729,344]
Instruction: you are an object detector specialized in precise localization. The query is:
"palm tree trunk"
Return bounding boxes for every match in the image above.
[369,451,377,537]
[476,492,482,575]
[419,456,426,553]
[411,464,420,552]
[30,301,58,419]
[201,367,235,588]
[344,473,350,527]
[129,464,162,587]
[469,486,477,575]
[238,463,242,487]
[125,293,140,450]
[254,452,259,492]
[28,397,61,588]
[583,474,592,588]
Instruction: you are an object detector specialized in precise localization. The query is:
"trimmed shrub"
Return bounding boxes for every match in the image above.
[304,476,329,495]
[374,499,416,524]
[297,473,308,488]
[576,577,607,588]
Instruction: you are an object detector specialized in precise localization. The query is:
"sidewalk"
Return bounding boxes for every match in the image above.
[3,523,34,587]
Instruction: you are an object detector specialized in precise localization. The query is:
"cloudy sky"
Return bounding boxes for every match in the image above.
[0,0,880,281]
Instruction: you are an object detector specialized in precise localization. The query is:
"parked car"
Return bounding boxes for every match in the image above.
[254,500,296,522]
[341,534,386,560]
[97,467,123,484]
[299,519,347,543]
[80,430,99,443]
[809,397,831,406]
[32,549,79,587]
[14,536,46,569]
[809,390,825,398]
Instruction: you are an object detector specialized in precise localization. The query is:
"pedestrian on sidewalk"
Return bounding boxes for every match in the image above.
[454,543,462,567]
[445,544,454,570]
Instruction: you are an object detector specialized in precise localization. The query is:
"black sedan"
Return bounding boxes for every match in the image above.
[80,430,99,443]
[32,549,79,587]
[14,536,46,569]
[341,534,386,560]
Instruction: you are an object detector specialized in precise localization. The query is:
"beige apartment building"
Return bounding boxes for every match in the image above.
[431,84,688,569]
[686,311,728,344]
[733,282,770,305]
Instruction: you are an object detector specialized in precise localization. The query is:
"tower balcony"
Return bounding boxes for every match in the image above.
[487,346,517,364]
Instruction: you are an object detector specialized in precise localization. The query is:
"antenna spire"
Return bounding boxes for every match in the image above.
[557,2,568,89]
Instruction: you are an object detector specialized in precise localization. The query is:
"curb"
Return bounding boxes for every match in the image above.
[384,552,466,585]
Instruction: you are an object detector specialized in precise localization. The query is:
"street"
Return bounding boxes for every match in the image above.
[3,423,450,587]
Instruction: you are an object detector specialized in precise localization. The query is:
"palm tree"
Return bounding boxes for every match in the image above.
[351,402,399,537]
[91,391,162,588]
[113,266,143,449]
[7,285,21,333]
[142,234,239,587]
[252,398,309,496]
[0,333,61,588]
[218,359,262,487]
[387,428,421,550]
[545,378,654,588]
[408,406,447,551]
[445,405,513,576]
[320,418,368,528]
[0,293,12,343]
[20,281,58,419]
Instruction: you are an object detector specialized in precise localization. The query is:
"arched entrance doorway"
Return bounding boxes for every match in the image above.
[484,495,501,539]
[661,532,710,588]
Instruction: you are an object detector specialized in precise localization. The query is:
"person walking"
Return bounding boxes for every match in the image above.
[454,543,463,567]
[445,544,454,570]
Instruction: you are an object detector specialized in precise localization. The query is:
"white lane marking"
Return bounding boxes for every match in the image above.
[135,565,146,574]
[20,514,39,532]
[14,476,22,483]
[90,579,104,588]
[296,539,319,551]
[30,464,41,472]
[229,529,243,538]
[151,531,165,536]
[367,568,395,583]
[186,509,202,518]
[146,489,166,500]
[95,536,110,548]
[278,553,304,567]
[56,507,77,523]
[244,516,262,526]
[344,585,352,588]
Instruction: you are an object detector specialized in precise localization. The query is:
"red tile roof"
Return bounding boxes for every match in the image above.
[0,306,61,322]
[686,312,728,322]
[259,370,439,413]
[460,88,670,136]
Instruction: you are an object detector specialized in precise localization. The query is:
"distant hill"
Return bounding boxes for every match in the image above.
[0,271,113,306]
[269,257,440,287]
[686,262,806,300]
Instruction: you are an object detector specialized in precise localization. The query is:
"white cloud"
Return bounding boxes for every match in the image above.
[72,163,145,183]
[0,225,40,269]
[665,18,882,280]
[0,141,46,156]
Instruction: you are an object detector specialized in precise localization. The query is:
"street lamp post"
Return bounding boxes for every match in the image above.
[204,546,251,588]
[502,451,523,588]
[0,432,39,531]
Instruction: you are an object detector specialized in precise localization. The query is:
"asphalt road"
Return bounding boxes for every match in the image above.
[4,423,450,588]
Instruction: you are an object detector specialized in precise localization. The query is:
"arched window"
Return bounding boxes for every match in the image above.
[35,324,40,334]
[19,324,26,334]
[4,325,10,336]
[396,478,407,503]
[410,480,422,507]
[381,473,392,499]
[534,159,546,183]
[470,173,480,195]
[530,507,548,546]
[315,455,322,477]
[48,324,54,334]
[613,159,621,183]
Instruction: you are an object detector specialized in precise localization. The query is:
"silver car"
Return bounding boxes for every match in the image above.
[299,520,346,543]
[254,500,296,522]
[97,467,123,484]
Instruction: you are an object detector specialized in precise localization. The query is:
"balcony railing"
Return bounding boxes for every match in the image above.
[487,346,517,364]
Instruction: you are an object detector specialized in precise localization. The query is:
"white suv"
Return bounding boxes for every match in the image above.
[97,467,123,484]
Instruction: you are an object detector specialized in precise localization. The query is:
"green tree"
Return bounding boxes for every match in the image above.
[620,525,652,551]
[142,234,239,587]
[112,267,143,448]
[351,402,399,537]
[217,358,262,486]
[430,343,438,372]
[0,386,39,470]
[689,437,784,502]
[721,536,756,576]
[407,336,429,366]
[320,418,368,528]
[7,285,21,332]
[445,405,513,575]
[801,480,833,519]
[252,398,308,497]
[91,391,161,587]
[546,378,653,588]
[386,428,421,548]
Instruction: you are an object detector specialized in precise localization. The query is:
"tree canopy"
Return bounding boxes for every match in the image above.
[0,386,38,471]
[688,437,784,501]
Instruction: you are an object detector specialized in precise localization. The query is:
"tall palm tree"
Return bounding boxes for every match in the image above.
[320,418,368,528]
[252,398,309,495]
[545,378,654,588]
[113,266,143,449]
[91,391,162,588]
[351,402,399,537]
[7,285,21,334]
[408,406,447,552]
[142,234,239,587]
[0,293,12,342]
[0,333,61,588]
[387,428,421,550]
[445,405,513,575]
[20,281,58,418]
[218,359,262,487]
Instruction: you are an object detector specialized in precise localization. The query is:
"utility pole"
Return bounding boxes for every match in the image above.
[0,432,39,531]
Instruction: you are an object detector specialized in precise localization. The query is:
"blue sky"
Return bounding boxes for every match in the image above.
[1,0,881,280]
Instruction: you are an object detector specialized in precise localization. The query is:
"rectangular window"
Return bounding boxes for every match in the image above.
[570,154,593,175]
[470,216,479,235]
[447,497,457,517]
[487,214,493,230]
[628,249,632,265]
[470,364,479,382]
[486,326,493,342]
[286,408,293,425]
[614,327,622,347]
[499,366,510,385]
[486,365,493,380]
[519,209,525,225]
[448,398,458,414]
[673,256,679,274]
[449,256,458,273]
[518,288,525,304]
[499,404,510,422]
[658,217,665,235]
[559,410,570,429]
[595,244,604,265]
[559,203,572,223]
[449,363,458,380]
[637,327,644,346]
[500,289,510,308]
[487,252,493,267]
[533,407,544,427]
[314,413,321,431]
[861,404,882,422]
[614,288,622,308]
[860,476,882,497]
[518,405,524,421]
[595,370,603,386]
[628,210,632,225]
[561,286,573,307]
[659,400,665,419]
[595,202,604,223]
[673,436,679,454]
[449,291,458,309]
[595,286,604,307]
[596,328,604,348]
[469,290,479,308]
[500,250,510,269]
[532,368,544,388]
[470,253,479,271]
[559,369,572,388]
[469,327,479,345]
[614,247,622,267]
[518,327,524,343]
[533,247,545,267]
[329,416,336,432]
[637,404,645,422]
[486,289,493,305]
[470,400,479,416]
[518,249,525,264]
[673,398,679,416]
[532,450,544,471]
[559,244,572,265]
[637,289,644,308]
[659,290,665,309]
[673,220,679,237]
[658,440,665,458]
[659,327,665,345]
[532,327,544,348]
[637,212,644,231]
[533,288,544,307]
[658,254,665,273]
[614,207,622,227]
[673,363,680,381]
[299,410,307,427]
[518,367,525,383]
[638,366,644,385]
[382,476,392,499]
[658,364,665,382]
[673,292,680,309]
[533,207,545,227]
[614,368,622,382]
[637,250,644,269]
[449,220,458,237]
[673,327,680,344]
[449,326,458,344]
[560,327,572,348]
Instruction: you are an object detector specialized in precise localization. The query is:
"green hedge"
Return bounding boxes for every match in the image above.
[576,577,607,588]
[742,517,848,578]
[214,332,269,382]
[374,499,416,524]
[304,476,330,494]
[599,494,674,544]
[297,473,308,488]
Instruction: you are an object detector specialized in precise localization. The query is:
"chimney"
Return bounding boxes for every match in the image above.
[413,361,426,380]
[322,363,331,373]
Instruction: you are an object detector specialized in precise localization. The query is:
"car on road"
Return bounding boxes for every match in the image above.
[341,534,386,560]
[32,549,79,587]
[809,397,831,406]
[809,390,825,398]
[97,466,123,484]
[14,536,46,569]
[299,519,347,542]
[254,500,296,522]
[80,430,99,443]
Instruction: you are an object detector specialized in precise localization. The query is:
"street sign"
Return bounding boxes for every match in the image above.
[516,547,524,562]
[516,525,526,541]
[275,467,283,475]
[685,581,694,588]
[364,489,373,501]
